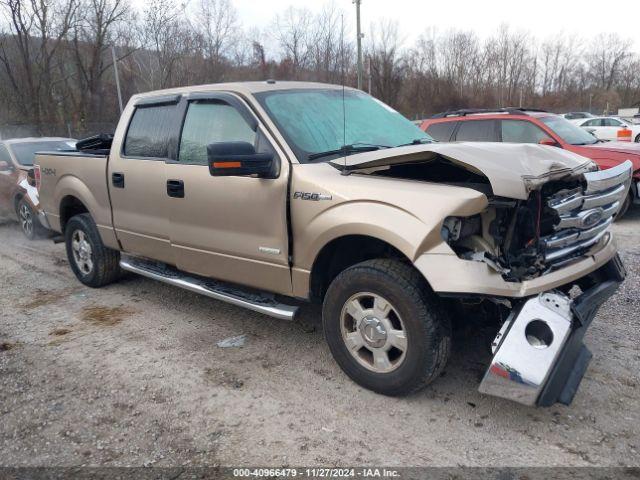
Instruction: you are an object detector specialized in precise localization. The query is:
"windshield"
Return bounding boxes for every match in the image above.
[540,116,598,145]
[255,89,432,163]
[10,140,76,166]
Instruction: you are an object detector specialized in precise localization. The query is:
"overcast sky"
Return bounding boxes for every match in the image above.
[228,0,638,49]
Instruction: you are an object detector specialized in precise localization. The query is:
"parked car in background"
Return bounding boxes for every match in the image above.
[0,137,76,238]
[572,116,640,143]
[562,112,594,120]
[420,109,640,217]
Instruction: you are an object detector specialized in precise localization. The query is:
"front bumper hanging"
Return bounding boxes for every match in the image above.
[479,254,626,406]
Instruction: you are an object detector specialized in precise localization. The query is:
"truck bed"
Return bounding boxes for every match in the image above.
[36,151,118,248]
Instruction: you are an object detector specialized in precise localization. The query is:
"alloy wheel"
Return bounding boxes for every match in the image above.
[340,292,407,373]
[19,203,33,237]
[71,229,94,275]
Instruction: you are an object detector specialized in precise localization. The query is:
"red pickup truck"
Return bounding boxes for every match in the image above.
[420,109,640,217]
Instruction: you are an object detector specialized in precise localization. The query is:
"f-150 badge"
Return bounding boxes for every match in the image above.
[293,192,332,201]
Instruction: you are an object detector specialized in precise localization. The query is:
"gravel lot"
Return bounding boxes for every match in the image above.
[0,210,639,468]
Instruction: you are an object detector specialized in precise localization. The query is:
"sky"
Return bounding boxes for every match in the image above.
[229,0,639,49]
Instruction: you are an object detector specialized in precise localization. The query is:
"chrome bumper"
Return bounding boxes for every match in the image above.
[479,254,626,406]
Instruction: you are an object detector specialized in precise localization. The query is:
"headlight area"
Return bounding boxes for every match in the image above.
[441,162,630,285]
[440,192,550,283]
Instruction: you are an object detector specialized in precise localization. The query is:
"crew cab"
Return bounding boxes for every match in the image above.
[420,109,640,217]
[36,82,631,407]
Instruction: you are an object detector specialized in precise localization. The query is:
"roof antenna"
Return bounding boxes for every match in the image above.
[340,13,348,175]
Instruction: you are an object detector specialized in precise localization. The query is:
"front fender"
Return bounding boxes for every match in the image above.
[296,193,487,271]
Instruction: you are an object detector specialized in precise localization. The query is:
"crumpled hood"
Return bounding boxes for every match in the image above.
[330,142,594,200]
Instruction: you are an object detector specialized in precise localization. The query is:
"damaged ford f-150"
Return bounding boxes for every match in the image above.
[35,81,632,407]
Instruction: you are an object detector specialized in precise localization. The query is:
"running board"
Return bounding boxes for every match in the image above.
[119,256,298,321]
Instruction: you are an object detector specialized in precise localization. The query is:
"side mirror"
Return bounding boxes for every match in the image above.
[539,138,558,147]
[0,160,11,171]
[207,141,275,178]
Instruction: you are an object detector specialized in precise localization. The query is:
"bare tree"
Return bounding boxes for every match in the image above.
[193,0,239,82]
[368,20,404,107]
[0,0,78,131]
[587,33,632,91]
[272,6,313,79]
[65,0,132,129]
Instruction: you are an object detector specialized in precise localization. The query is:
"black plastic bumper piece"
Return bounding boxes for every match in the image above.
[537,254,626,407]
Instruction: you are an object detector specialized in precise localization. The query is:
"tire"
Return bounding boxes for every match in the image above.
[635,134,640,143]
[615,191,632,220]
[17,199,44,240]
[64,213,121,288]
[322,258,451,396]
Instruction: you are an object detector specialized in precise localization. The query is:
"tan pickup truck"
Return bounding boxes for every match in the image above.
[36,81,632,406]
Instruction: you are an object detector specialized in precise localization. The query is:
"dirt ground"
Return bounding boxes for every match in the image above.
[0,210,639,468]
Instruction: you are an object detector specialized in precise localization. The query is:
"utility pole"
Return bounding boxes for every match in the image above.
[367,55,372,94]
[354,0,363,90]
[111,45,123,114]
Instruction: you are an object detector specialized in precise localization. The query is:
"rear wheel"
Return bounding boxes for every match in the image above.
[634,134,640,143]
[322,259,451,396]
[65,213,121,287]
[17,200,44,240]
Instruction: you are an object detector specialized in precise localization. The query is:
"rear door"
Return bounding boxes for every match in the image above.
[601,118,624,141]
[164,92,292,295]
[454,119,499,142]
[581,118,605,139]
[107,96,181,264]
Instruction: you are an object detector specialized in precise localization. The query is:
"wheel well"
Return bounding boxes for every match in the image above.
[309,235,411,303]
[59,196,89,233]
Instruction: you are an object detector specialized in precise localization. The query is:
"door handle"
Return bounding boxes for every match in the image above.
[166,179,184,198]
[112,172,125,188]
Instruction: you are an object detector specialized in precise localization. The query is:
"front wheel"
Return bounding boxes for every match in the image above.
[65,213,121,287]
[322,259,451,396]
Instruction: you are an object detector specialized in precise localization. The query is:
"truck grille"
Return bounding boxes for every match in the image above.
[541,160,632,264]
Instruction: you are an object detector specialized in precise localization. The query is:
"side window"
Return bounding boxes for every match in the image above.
[425,122,458,142]
[455,120,497,142]
[0,145,12,164]
[123,104,178,158]
[178,101,256,165]
[500,120,549,143]
[582,119,601,127]
[603,118,622,127]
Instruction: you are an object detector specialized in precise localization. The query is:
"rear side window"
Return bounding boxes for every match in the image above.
[500,120,548,143]
[455,120,498,142]
[425,122,457,142]
[603,118,623,127]
[178,101,256,165]
[124,104,177,158]
[582,119,602,127]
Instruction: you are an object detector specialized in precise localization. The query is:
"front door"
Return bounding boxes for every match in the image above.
[107,97,180,264]
[164,93,292,295]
